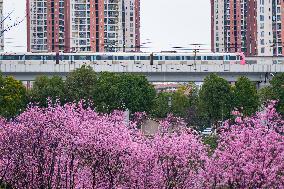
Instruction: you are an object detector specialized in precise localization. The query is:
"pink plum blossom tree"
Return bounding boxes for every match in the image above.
[0,101,283,188]
[0,103,207,189]
[203,101,284,188]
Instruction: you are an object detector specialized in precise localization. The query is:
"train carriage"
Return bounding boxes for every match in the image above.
[152,52,244,65]
[0,52,247,65]
[0,52,57,65]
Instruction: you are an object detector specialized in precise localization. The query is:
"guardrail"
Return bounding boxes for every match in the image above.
[1,63,284,73]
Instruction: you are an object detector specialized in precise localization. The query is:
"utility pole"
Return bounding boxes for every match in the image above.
[193,48,198,70]
[168,96,172,114]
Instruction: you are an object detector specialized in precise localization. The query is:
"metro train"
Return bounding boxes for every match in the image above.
[0,52,246,65]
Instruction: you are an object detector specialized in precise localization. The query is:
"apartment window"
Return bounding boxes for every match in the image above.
[261,39,264,45]
[261,31,264,37]
[260,15,264,21]
[260,23,264,29]
[261,47,265,53]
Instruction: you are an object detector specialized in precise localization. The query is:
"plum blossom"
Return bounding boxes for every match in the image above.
[203,101,284,188]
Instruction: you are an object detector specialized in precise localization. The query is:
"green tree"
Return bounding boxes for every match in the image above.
[29,75,65,107]
[171,90,191,118]
[202,135,218,155]
[0,75,27,118]
[176,83,210,129]
[65,65,97,102]
[151,92,171,118]
[94,72,156,113]
[151,83,198,119]
[270,73,284,115]
[93,72,120,112]
[176,82,199,106]
[233,76,259,116]
[199,74,233,126]
[258,86,275,105]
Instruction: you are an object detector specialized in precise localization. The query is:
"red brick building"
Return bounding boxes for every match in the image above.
[27,0,140,53]
[211,0,284,56]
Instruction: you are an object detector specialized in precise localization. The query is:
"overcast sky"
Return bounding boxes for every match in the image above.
[3,0,211,52]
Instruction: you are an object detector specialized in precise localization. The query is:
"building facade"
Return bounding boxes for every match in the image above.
[211,0,284,56]
[0,0,4,52]
[272,0,284,55]
[26,0,140,53]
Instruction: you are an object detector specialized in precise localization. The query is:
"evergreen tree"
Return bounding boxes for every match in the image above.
[0,75,27,118]
[151,92,171,118]
[233,76,259,116]
[270,73,284,115]
[199,74,233,126]
[29,75,65,107]
[65,66,97,102]
[94,72,156,113]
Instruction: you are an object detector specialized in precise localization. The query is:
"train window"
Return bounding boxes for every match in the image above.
[117,56,133,60]
[118,56,124,60]
[165,56,176,60]
[140,56,149,60]
[86,56,92,60]
[207,56,223,60]
[176,56,181,60]
[99,55,113,60]
[105,56,113,60]
[153,56,159,60]
[94,56,99,60]
[229,56,236,60]
[60,55,69,60]
[60,55,70,60]
[4,55,25,60]
[74,55,91,60]
[45,55,56,60]
[185,56,194,60]
[18,55,25,60]
[2,55,22,60]
[118,56,128,60]
[25,55,42,60]
[216,56,223,60]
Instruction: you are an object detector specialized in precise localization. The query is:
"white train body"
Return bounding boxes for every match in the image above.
[1,52,276,66]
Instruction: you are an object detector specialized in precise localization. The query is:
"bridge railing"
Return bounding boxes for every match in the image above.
[1,63,284,73]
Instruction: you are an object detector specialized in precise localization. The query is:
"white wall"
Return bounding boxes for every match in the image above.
[257,0,273,56]
[214,0,225,52]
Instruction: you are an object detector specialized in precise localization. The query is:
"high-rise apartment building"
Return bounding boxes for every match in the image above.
[0,0,4,52]
[272,0,284,56]
[211,0,284,56]
[26,0,140,53]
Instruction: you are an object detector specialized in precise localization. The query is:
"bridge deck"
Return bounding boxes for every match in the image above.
[1,63,283,82]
